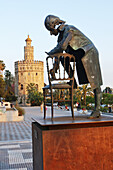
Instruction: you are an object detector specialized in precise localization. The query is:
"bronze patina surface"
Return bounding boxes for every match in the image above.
[43,53,75,120]
[44,15,103,118]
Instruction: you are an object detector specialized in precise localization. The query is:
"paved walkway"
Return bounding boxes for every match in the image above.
[0,106,104,170]
[0,106,74,170]
[0,140,32,170]
[0,106,43,170]
[0,121,31,142]
[0,106,56,170]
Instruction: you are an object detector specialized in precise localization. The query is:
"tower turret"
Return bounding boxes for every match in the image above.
[24,35,34,61]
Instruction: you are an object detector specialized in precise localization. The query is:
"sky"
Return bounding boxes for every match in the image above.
[0,0,113,90]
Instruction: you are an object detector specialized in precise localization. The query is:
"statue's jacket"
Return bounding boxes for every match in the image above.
[48,25,103,89]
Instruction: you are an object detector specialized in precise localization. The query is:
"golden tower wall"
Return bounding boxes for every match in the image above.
[15,35,44,104]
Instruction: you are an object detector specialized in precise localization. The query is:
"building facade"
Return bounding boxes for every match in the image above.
[15,35,44,104]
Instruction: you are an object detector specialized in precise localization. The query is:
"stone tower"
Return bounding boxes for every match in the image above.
[15,35,44,104]
[24,35,34,61]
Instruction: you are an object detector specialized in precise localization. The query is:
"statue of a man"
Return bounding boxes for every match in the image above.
[44,15,103,119]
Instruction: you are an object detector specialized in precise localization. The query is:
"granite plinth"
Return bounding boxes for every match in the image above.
[32,114,113,170]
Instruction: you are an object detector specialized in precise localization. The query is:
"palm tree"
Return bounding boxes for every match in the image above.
[74,87,82,104]
[74,85,93,106]
[4,70,13,89]
[0,77,5,97]
[80,84,92,106]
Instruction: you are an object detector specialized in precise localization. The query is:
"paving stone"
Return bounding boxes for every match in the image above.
[0,122,32,142]
[0,141,33,170]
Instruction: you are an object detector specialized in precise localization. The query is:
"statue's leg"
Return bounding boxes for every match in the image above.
[60,57,77,88]
[89,87,102,118]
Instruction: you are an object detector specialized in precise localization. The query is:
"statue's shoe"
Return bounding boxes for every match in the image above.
[88,111,101,119]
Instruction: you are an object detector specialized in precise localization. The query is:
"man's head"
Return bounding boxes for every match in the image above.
[44,15,65,36]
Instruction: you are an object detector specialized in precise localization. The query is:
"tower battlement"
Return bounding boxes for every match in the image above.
[15,60,44,65]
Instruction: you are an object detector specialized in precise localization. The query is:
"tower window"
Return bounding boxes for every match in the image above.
[28,72,30,75]
[36,73,38,75]
[21,84,23,90]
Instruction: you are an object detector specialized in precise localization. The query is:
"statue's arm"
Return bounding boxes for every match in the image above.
[47,31,72,55]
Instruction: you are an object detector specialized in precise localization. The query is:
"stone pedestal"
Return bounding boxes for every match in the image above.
[32,115,113,170]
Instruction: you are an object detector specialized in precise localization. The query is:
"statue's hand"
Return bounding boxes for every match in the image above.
[45,51,49,55]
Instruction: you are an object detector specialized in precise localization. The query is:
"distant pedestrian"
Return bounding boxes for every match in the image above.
[78,103,81,111]
[65,105,69,111]
[76,102,79,111]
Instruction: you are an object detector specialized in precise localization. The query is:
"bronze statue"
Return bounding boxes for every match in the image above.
[44,15,103,119]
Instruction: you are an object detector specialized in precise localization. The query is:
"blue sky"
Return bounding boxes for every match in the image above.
[0,0,113,90]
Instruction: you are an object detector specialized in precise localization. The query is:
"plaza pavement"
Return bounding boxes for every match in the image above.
[1,106,109,170]
[0,106,42,170]
[0,106,76,170]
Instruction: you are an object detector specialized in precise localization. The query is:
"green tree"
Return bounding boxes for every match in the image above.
[27,83,43,106]
[80,84,92,106]
[0,76,5,98]
[74,85,93,106]
[74,87,82,104]
[26,83,37,94]
[102,93,113,105]
[4,70,16,102]
[86,96,94,104]
[4,86,17,102]
[4,70,13,89]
